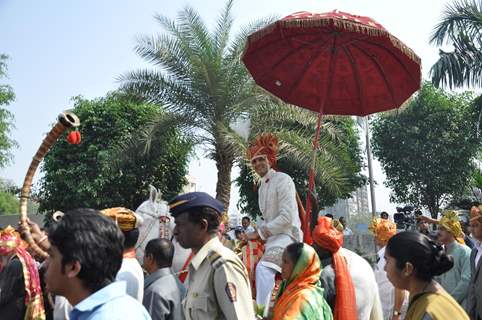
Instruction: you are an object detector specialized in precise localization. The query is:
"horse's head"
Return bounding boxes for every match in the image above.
[135,185,170,219]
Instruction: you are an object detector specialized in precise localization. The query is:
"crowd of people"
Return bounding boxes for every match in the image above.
[0,133,481,320]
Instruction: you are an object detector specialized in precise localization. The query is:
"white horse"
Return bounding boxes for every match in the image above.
[135,186,192,275]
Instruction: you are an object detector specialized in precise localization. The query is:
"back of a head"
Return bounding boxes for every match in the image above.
[145,238,174,268]
[48,208,124,292]
[286,242,304,264]
[123,228,140,249]
[386,231,453,281]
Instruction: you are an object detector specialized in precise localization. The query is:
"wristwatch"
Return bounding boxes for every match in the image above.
[393,310,401,316]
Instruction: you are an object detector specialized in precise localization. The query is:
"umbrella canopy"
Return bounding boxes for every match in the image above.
[242,10,421,116]
[242,10,421,243]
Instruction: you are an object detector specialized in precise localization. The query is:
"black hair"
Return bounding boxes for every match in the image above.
[48,208,124,292]
[381,211,389,218]
[242,216,250,222]
[122,229,139,249]
[386,231,453,282]
[235,229,243,236]
[325,213,334,219]
[285,242,304,264]
[145,238,174,268]
[185,206,220,234]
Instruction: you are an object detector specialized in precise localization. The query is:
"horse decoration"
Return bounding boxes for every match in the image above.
[135,186,192,280]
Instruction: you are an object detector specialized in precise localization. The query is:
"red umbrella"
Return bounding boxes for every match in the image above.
[242,10,421,243]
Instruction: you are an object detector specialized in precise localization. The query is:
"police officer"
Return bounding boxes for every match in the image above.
[169,192,255,320]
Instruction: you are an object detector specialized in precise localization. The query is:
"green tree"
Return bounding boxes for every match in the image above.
[0,54,18,167]
[234,103,365,218]
[430,0,482,89]
[119,0,272,208]
[38,93,192,213]
[0,178,19,215]
[371,83,480,218]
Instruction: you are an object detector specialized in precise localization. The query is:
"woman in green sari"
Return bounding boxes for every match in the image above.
[272,242,333,320]
[384,231,469,320]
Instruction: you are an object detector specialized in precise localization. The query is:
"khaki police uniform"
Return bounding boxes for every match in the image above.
[183,236,255,320]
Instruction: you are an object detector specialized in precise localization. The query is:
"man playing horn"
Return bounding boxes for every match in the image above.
[245,133,303,311]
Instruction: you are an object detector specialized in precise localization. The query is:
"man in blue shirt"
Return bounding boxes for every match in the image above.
[44,208,151,320]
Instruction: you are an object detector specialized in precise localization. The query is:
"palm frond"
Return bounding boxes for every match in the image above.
[213,0,234,55]
[430,0,482,46]
[430,0,482,88]
[228,16,278,58]
[134,34,190,80]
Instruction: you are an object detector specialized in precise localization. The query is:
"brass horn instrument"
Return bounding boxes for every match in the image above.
[19,111,80,258]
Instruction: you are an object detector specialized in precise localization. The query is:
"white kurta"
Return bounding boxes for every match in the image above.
[257,169,302,272]
[374,246,408,320]
[116,257,144,303]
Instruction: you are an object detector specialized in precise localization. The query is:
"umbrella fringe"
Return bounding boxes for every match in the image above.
[247,17,421,65]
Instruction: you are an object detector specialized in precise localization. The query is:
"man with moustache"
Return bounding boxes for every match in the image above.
[244,133,303,312]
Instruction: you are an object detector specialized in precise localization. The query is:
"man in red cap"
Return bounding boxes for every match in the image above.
[244,133,303,312]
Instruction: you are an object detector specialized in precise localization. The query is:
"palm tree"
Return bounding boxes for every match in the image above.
[119,1,273,208]
[430,0,482,88]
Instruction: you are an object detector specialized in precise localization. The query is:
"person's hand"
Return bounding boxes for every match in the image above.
[27,219,42,237]
[416,215,431,223]
[260,226,272,237]
[246,231,260,240]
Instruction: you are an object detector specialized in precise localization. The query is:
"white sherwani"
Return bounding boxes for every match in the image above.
[257,169,302,272]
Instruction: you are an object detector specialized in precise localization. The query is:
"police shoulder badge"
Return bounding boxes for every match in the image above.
[225,282,237,302]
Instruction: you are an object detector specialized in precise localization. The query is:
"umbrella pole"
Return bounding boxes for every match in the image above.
[305,111,324,240]
[304,40,337,242]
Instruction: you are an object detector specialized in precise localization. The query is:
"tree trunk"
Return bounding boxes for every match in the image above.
[216,157,233,212]
[213,130,235,212]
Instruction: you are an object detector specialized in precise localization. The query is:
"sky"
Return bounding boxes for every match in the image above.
[0,0,453,215]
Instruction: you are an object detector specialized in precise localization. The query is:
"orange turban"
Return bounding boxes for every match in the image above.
[312,217,357,320]
[246,133,278,167]
[312,217,344,253]
[369,218,396,242]
[101,207,143,232]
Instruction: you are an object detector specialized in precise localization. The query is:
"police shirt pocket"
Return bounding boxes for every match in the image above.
[189,294,209,320]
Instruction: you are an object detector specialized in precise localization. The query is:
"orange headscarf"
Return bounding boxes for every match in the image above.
[368,218,396,243]
[312,217,357,320]
[273,244,332,320]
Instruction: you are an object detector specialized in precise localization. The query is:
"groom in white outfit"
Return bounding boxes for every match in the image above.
[245,134,303,309]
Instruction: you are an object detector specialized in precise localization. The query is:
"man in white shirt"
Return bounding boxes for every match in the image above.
[244,133,303,312]
[369,218,407,320]
[102,207,145,302]
[339,216,353,236]
[241,216,255,233]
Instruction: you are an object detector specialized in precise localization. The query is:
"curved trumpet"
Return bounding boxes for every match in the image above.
[19,111,80,258]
